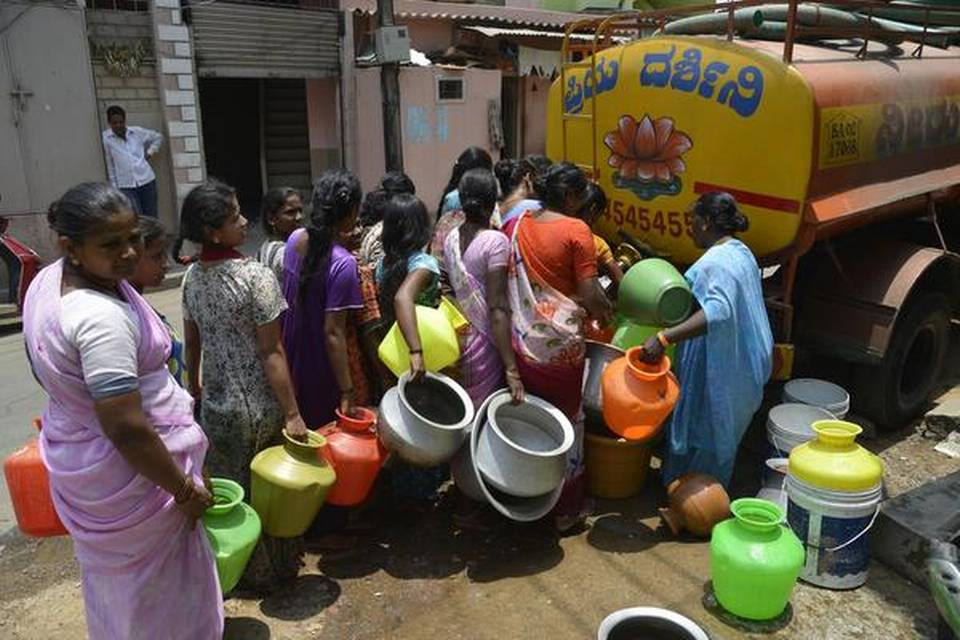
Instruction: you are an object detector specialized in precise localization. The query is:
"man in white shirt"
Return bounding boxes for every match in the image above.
[102,105,163,217]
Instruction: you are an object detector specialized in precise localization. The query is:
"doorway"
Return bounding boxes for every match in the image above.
[198,77,314,220]
[501,76,522,159]
[198,78,263,214]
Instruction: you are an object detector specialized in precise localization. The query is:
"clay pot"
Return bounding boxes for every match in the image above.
[658,473,730,538]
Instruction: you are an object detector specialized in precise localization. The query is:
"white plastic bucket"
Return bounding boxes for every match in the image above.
[783,379,850,418]
[785,474,881,589]
[766,403,835,457]
[757,458,789,512]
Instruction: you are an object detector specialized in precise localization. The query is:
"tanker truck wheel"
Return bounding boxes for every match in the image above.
[853,292,951,429]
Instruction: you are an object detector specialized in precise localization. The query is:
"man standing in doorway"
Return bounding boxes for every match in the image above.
[102,105,163,217]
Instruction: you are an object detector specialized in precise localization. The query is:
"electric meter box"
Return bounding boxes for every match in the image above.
[375,26,411,64]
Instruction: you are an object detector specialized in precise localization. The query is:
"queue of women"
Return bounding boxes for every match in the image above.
[22,146,770,638]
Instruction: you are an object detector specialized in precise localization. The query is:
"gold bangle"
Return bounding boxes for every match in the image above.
[657,331,671,348]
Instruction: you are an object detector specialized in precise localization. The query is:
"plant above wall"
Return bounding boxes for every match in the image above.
[94,40,149,78]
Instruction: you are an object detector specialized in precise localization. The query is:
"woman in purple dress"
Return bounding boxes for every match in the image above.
[281,170,364,427]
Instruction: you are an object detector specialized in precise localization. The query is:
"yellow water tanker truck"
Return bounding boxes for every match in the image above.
[547,2,960,427]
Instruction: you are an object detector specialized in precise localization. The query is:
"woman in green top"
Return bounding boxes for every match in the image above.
[376,193,441,381]
[375,193,447,503]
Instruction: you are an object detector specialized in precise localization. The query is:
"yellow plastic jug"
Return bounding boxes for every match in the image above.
[788,420,883,491]
[439,297,469,332]
[378,299,464,378]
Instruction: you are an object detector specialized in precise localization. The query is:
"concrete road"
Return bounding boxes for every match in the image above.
[0,286,182,532]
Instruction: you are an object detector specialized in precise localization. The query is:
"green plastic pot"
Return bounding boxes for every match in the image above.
[710,498,804,620]
[617,258,692,327]
[610,316,677,362]
[202,478,261,594]
[250,430,337,538]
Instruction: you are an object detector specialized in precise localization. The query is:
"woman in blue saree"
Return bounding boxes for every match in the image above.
[641,192,773,487]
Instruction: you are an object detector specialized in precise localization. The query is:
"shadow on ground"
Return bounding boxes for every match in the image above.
[224,616,271,639]
[316,494,565,584]
[258,574,340,621]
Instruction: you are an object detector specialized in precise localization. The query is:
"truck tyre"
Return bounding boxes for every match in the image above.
[853,292,951,429]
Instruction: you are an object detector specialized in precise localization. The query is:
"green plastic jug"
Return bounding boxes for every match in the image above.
[610,316,676,361]
[250,430,336,538]
[378,300,464,378]
[618,258,692,327]
[710,498,805,620]
[202,478,261,594]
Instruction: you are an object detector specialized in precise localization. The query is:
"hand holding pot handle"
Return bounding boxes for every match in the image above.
[409,351,426,382]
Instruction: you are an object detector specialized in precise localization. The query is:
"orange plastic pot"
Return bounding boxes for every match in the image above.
[600,347,679,441]
[3,419,68,537]
[318,408,387,507]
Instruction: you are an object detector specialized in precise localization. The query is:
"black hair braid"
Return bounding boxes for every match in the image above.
[378,193,430,323]
[298,170,361,302]
[179,179,237,245]
[533,162,588,212]
[47,182,132,243]
[436,146,493,218]
[694,191,750,235]
[458,168,498,225]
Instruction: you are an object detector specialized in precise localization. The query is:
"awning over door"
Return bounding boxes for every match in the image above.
[190,3,340,78]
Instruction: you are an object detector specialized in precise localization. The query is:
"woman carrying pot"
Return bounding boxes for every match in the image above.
[501,162,613,531]
[640,192,773,488]
[23,183,222,638]
[180,180,307,590]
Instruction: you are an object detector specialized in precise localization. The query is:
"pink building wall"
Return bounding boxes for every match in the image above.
[306,78,341,174]
[354,66,502,212]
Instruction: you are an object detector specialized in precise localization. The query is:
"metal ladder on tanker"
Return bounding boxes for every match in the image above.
[558,21,605,180]
[559,17,650,179]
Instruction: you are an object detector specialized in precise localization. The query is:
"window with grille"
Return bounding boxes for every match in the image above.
[436,77,465,103]
[85,0,148,11]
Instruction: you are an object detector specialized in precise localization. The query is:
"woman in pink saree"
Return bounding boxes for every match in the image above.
[441,168,525,407]
[502,163,613,532]
[22,183,222,639]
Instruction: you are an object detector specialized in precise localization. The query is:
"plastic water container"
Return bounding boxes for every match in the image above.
[617,258,692,327]
[786,420,884,589]
[378,299,466,378]
[757,458,789,513]
[786,475,881,589]
[783,379,850,418]
[766,403,835,457]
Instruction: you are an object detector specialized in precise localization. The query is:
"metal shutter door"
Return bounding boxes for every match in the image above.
[190,3,339,79]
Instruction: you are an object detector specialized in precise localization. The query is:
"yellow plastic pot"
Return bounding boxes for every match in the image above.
[250,430,336,538]
[378,298,465,378]
[788,420,883,492]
